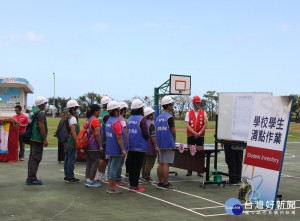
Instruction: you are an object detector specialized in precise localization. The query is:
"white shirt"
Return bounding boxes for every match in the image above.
[185,110,208,123]
[119,116,127,128]
[69,116,77,126]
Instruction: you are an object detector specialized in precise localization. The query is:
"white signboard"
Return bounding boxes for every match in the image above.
[0,123,10,154]
[217,92,272,142]
[240,96,294,209]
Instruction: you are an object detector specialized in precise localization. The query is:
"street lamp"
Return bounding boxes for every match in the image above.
[53,73,55,118]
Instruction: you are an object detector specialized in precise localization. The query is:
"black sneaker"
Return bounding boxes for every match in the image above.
[68,177,80,183]
[64,177,69,183]
[156,183,166,189]
[186,171,192,176]
[164,183,176,190]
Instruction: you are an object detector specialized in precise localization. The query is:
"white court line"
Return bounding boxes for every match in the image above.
[281,174,300,179]
[73,172,226,217]
[123,174,224,205]
[284,153,296,158]
[139,177,224,206]
[171,189,224,206]
[204,213,229,217]
[190,205,224,210]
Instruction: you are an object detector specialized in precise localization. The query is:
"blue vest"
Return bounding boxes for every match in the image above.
[127,115,147,152]
[155,112,175,149]
[146,120,156,154]
[106,117,127,156]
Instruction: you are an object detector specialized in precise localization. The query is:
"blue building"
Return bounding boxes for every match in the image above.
[0,77,34,117]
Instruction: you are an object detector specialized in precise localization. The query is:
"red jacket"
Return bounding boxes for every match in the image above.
[186,109,206,137]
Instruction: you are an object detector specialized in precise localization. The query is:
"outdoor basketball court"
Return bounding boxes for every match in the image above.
[0,143,299,221]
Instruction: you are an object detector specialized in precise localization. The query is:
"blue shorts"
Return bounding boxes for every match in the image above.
[107,156,122,180]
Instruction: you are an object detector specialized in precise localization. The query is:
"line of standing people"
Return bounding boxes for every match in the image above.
[24,95,178,193]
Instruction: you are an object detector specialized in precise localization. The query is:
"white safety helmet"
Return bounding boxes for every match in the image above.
[107,100,119,111]
[119,101,128,110]
[131,99,144,110]
[66,99,80,109]
[101,96,112,106]
[144,107,155,117]
[161,96,174,106]
[35,96,48,106]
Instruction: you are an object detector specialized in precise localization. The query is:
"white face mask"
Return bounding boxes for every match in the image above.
[75,109,81,115]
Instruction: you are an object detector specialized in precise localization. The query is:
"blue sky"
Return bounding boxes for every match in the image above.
[0,0,299,106]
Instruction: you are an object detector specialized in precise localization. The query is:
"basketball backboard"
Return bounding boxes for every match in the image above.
[169,74,191,95]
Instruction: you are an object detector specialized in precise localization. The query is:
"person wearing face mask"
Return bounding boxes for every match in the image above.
[63,100,81,184]
[185,95,208,177]
[85,104,103,188]
[26,96,48,185]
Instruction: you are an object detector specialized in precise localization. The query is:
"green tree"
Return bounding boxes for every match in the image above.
[203,90,218,120]
[48,96,70,116]
[143,96,154,107]
[77,92,102,113]
[291,94,300,122]
[174,95,191,120]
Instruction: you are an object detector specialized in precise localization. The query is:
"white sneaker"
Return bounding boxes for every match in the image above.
[102,174,108,182]
[98,174,108,182]
[96,174,102,181]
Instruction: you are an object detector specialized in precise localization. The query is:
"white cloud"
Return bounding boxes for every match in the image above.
[25,31,44,42]
[279,23,293,32]
[8,34,22,42]
[0,32,44,49]
[92,23,109,31]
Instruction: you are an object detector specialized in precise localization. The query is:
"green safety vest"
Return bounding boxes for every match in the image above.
[99,110,109,144]
[65,116,80,147]
[29,106,48,143]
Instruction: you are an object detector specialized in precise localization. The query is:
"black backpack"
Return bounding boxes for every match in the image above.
[54,117,70,143]
[22,110,41,144]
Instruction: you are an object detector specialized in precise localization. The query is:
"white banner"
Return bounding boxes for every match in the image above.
[0,123,10,154]
[240,96,294,209]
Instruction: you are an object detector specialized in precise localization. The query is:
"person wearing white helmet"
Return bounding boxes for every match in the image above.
[84,104,103,188]
[155,96,176,190]
[115,101,129,186]
[63,100,81,183]
[97,96,112,182]
[127,99,149,192]
[105,101,127,193]
[26,96,48,185]
[141,107,159,184]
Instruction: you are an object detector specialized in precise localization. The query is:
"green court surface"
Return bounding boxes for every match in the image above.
[0,144,299,221]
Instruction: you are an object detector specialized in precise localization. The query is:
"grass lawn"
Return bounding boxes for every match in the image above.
[43,118,300,147]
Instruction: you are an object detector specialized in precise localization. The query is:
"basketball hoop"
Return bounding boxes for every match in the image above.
[170,74,191,95]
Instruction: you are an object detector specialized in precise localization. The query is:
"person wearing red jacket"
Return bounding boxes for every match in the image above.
[185,95,208,177]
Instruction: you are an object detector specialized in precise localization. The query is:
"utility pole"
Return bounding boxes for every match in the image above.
[53,73,55,118]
